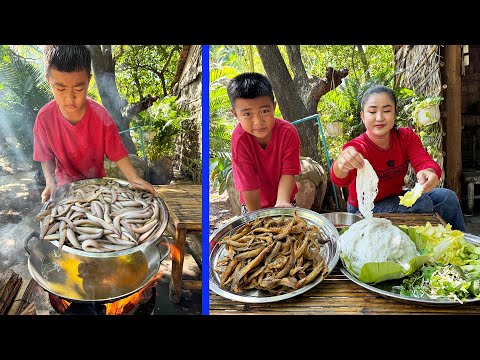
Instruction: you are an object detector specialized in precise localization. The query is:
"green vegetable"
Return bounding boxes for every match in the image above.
[399,183,423,207]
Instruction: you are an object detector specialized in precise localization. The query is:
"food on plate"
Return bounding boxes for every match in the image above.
[339,217,420,276]
[395,222,480,303]
[35,179,163,253]
[340,158,425,283]
[399,182,423,208]
[213,209,330,295]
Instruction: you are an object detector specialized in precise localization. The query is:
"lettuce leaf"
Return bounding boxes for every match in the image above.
[399,182,423,207]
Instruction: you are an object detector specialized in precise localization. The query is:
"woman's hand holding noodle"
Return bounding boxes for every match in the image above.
[334,146,365,177]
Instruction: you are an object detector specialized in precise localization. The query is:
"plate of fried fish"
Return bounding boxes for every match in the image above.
[209,207,340,303]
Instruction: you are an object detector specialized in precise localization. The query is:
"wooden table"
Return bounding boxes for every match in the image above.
[154,185,202,303]
[209,212,480,315]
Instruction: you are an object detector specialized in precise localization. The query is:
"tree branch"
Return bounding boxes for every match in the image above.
[122,94,159,119]
[285,45,308,83]
[309,66,349,103]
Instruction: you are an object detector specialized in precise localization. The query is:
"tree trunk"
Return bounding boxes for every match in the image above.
[88,45,159,155]
[256,45,349,162]
[88,45,136,154]
[356,45,370,79]
[256,45,317,160]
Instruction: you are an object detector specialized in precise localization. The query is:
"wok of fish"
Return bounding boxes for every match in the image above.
[213,209,330,295]
[35,180,163,253]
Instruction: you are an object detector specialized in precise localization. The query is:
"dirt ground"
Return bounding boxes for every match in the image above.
[209,185,237,235]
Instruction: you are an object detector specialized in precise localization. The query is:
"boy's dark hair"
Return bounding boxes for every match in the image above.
[44,45,92,76]
[227,72,274,107]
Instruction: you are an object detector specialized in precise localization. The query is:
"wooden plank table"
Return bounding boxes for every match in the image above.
[154,185,202,303]
[209,212,480,315]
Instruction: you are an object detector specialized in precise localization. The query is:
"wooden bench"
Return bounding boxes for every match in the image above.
[463,171,480,214]
[154,185,202,303]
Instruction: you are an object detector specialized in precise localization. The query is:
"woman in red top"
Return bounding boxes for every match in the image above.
[330,85,466,231]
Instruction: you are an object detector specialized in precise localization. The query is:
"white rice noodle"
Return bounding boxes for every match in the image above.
[339,217,419,275]
[356,159,378,219]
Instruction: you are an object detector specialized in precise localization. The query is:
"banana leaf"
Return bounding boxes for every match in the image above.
[341,253,431,284]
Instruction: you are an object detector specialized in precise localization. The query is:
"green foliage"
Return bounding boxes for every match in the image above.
[301,45,393,81]
[112,45,189,169]
[132,95,185,162]
[410,95,443,120]
[210,45,264,74]
[317,67,420,164]
[0,46,52,163]
[114,45,181,102]
[209,52,240,194]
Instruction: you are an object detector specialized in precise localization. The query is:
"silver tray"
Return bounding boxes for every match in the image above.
[40,177,168,258]
[209,207,340,303]
[340,232,480,306]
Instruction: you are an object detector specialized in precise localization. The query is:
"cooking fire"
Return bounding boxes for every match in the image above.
[47,272,162,315]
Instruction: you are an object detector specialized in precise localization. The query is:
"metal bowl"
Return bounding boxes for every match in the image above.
[39,177,168,258]
[209,207,340,303]
[321,212,363,230]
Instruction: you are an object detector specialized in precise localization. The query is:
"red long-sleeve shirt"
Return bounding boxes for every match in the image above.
[330,127,441,208]
[33,98,128,187]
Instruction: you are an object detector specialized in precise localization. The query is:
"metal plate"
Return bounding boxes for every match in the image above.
[340,233,480,306]
[209,207,340,303]
[40,177,168,258]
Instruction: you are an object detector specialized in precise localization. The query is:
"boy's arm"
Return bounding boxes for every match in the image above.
[115,156,159,196]
[40,160,56,203]
[275,174,295,207]
[242,189,261,212]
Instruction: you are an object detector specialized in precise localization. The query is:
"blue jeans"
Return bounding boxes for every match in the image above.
[347,188,466,232]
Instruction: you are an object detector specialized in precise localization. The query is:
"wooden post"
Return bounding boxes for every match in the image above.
[169,227,186,303]
[443,45,463,199]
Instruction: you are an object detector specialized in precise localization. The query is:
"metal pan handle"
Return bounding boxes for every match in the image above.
[24,231,41,254]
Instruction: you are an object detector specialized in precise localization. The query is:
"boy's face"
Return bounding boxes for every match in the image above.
[47,68,91,122]
[231,96,276,147]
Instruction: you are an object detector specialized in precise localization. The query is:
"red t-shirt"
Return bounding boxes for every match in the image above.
[330,127,442,208]
[33,98,129,187]
[231,117,301,208]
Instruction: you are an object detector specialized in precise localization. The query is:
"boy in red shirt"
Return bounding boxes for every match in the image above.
[228,72,301,213]
[330,84,466,231]
[33,45,157,203]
